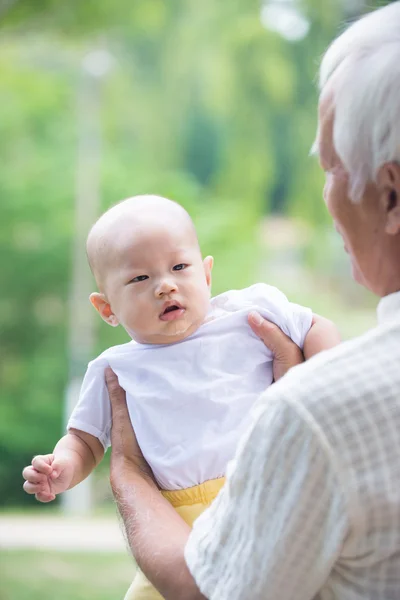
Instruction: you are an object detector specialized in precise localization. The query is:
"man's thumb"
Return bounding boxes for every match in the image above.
[105,367,123,400]
[248,311,281,353]
[105,366,118,386]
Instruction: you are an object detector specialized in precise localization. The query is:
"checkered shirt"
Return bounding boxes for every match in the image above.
[185,292,400,600]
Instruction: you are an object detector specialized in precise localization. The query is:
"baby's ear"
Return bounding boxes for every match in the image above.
[89,293,119,327]
[203,255,214,289]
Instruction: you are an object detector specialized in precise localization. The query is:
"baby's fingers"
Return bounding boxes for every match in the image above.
[35,491,56,503]
[23,480,44,495]
[23,479,55,502]
[31,454,54,475]
[22,466,46,485]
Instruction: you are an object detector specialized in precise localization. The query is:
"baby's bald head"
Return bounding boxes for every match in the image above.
[87,195,199,291]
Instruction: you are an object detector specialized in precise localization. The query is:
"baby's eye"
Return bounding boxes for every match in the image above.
[173,264,188,271]
[129,275,149,283]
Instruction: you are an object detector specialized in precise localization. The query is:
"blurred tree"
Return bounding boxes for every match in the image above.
[0,47,73,503]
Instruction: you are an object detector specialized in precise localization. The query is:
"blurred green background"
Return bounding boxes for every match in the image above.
[0,0,394,597]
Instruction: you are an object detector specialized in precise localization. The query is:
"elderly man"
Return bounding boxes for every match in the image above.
[107,3,400,599]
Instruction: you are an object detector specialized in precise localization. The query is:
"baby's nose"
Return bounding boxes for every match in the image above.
[156,279,178,297]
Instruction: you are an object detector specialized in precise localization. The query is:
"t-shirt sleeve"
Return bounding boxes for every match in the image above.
[184,391,349,600]
[246,283,313,349]
[67,357,112,450]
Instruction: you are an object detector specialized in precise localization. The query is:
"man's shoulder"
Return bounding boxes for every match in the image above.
[285,319,400,393]
[271,319,400,445]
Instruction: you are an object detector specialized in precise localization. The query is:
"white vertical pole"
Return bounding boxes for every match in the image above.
[62,50,112,515]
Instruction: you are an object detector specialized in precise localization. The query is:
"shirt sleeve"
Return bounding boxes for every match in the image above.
[67,357,112,450]
[184,391,349,600]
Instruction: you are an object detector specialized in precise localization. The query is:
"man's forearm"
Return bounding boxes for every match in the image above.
[112,466,206,600]
[105,365,206,599]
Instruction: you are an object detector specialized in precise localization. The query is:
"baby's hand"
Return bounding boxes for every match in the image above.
[22,454,75,503]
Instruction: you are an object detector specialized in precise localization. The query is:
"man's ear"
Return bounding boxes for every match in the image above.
[203,255,214,289]
[377,162,400,235]
[89,293,119,327]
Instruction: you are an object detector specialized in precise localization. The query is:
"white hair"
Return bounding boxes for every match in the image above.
[317,1,400,201]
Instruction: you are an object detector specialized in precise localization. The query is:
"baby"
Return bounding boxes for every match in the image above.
[23,195,340,600]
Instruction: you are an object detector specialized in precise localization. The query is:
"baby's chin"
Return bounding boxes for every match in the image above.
[128,316,204,345]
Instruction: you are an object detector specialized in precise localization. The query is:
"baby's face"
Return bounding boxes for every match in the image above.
[100,222,212,345]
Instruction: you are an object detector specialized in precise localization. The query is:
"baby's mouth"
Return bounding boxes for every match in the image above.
[159,302,186,322]
[164,305,180,314]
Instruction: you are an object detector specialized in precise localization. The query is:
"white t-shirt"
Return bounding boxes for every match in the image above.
[67,284,312,490]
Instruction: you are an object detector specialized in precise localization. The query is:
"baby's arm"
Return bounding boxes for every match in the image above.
[303,314,341,359]
[22,429,104,503]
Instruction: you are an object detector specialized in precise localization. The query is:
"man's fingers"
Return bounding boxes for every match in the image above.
[22,466,46,485]
[105,367,133,447]
[31,455,53,475]
[105,368,129,413]
[105,367,122,398]
[105,367,154,482]
[248,311,304,381]
[105,367,133,441]
[248,311,289,353]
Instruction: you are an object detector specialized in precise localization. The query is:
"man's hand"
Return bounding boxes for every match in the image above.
[105,367,205,600]
[105,367,156,493]
[22,454,75,502]
[248,311,304,381]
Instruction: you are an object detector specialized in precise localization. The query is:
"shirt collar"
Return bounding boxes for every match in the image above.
[377,290,400,325]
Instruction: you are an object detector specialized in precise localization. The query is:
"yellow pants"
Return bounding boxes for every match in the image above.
[124,478,225,600]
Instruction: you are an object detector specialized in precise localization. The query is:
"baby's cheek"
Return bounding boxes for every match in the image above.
[196,294,211,321]
[126,306,146,331]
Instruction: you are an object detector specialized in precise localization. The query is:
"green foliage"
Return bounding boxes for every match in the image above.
[0,0,391,505]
